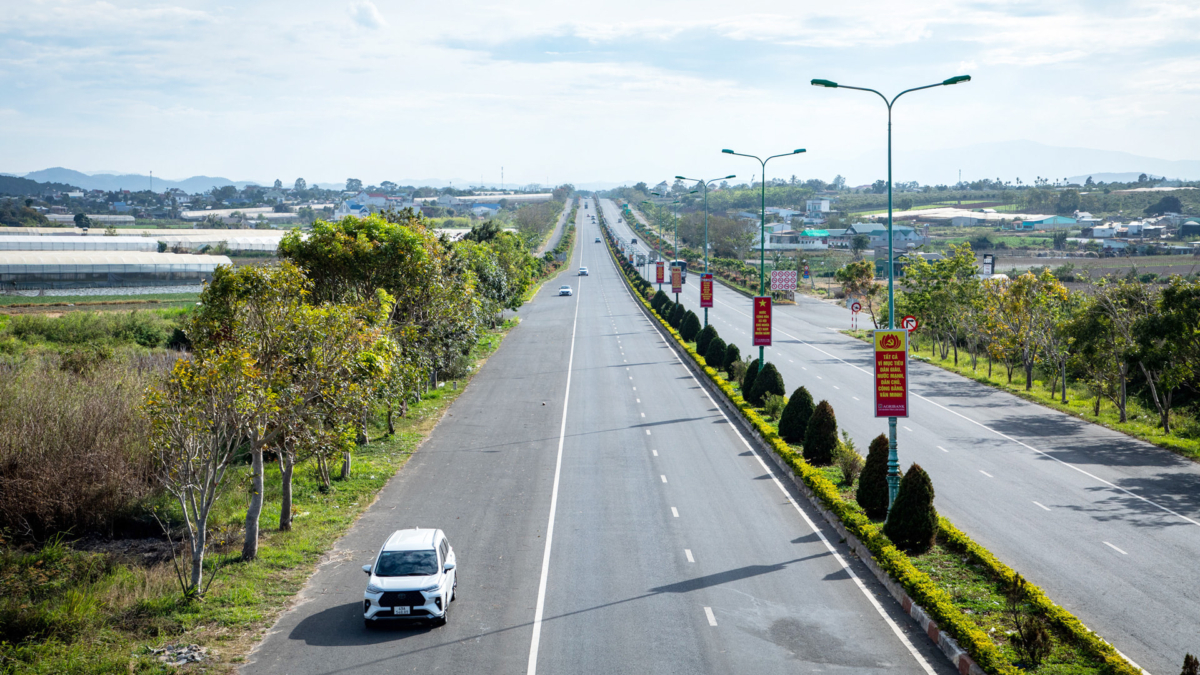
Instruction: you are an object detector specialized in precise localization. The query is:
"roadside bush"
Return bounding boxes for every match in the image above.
[704,336,726,369]
[741,358,760,397]
[695,324,717,356]
[651,289,669,312]
[722,343,741,374]
[857,434,891,520]
[680,311,701,341]
[834,431,864,486]
[2,310,177,349]
[778,386,814,443]
[669,303,684,329]
[1181,654,1199,675]
[763,393,787,420]
[748,361,784,406]
[803,400,838,465]
[883,463,937,554]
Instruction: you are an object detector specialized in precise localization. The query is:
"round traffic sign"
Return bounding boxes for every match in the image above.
[849,300,862,314]
[902,315,919,332]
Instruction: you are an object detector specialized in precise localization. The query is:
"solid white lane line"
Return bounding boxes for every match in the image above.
[704,607,717,626]
[685,548,694,562]
[980,470,994,478]
[1104,541,1128,555]
[630,284,938,675]
[937,446,948,453]
[652,450,658,456]
[1033,501,1051,511]
[661,475,667,483]
[527,245,584,675]
[672,507,679,517]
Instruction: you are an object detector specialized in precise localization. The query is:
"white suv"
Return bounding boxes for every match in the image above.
[362,528,457,627]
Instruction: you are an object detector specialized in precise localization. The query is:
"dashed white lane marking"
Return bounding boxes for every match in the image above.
[671,507,679,517]
[632,387,636,391]
[1104,541,1128,555]
[704,607,718,626]
[833,385,840,390]
[937,446,948,452]
[904,426,913,431]
[980,470,994,478]
[652,449,658,456]
[646,430,651,435]
[684,548,694,562]
[852,396,860,401]
[1033,501,1051,511]
[660,474,667,482]
[816,375,822,379]
[641,412,645,417]
[636,398,641,403]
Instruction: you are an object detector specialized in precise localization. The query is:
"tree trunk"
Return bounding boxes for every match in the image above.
[190,526,206,593]
[278,451,294,532]
[242,446,264,561]
[341,451,352,480]
[1024,358,1034,391]
[952,338,958,366]
[988,351,993,378]
[1118,364,1128,423]
[1061,362,1068,404]
[1094,390,1102,416]
[387,407,396,435]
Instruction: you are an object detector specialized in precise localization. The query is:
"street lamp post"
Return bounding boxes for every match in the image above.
[812,74,970,510]
[720,149,805,366]
[675,174,735,327]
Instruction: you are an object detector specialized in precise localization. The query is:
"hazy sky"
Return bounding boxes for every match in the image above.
[2,0,1198,187]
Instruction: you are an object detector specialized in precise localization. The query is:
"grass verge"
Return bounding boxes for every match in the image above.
[601,224,1140,675]
[842,329,1200,461]
[0,318,517,674]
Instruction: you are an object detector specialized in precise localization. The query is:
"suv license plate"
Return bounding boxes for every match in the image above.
[394,606,410,615]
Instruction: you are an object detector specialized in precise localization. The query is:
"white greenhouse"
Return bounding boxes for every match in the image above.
[0,252,232,290]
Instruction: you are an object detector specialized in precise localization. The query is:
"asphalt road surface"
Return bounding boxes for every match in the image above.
[605,198,1200,675]
[244,200,956,675]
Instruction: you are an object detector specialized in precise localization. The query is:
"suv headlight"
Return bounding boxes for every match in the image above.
[366,583,384,594]
[419,584,439,593]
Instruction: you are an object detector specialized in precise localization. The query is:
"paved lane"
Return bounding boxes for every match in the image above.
[604,197,1200,675]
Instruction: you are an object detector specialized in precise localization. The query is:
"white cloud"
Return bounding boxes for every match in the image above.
[347,1,387,29]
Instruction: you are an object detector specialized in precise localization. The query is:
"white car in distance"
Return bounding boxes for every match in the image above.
[558,285,573,296]
[579,267,588,276]
[362,528,456,628]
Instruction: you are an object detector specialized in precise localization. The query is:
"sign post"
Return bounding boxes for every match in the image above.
[670,264,682,300]
[849,299,862,330]
[982,253,994,277]
[874,329,909,508]
[700,273,713,309]
[656,261,665,288]
[753,296,772,347]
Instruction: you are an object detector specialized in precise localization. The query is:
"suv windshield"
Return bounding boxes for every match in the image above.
[375,550,438,577]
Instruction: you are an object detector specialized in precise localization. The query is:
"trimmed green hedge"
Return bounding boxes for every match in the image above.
[601,230,1141,675]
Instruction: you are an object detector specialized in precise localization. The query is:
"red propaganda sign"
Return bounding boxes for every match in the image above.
[656,261,665,284]
[700,273,713,308]
[671,265,683,294]
[753,296,772,346]
[874,330,909,418]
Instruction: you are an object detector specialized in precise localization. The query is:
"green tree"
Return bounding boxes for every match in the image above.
[777,386,814,443]
[669,303,685,329]
[294,178,307,191]
[695,324,717,356]
[680,310,701,341]
[651,289,669,313]
[346,178,363,192]
[1145,195,1182,216]
[856,434,890,520]
[1131,277,1200,432]
[836,259,883,328]
[722,343,741,373]
[748,361,784,406]
[741,358,760,398]
[73,212,92,228]
[850,234,870,260]
[704,336,727,369]
[1056,189,1081,215]
[803,400,838,465]
[883,463,937,554]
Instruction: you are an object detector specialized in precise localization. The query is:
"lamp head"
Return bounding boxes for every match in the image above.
[674,175,685,180]
[794,149,806,154]
[651,191,662,196]
[943,75,971,86]
[721,149,734,154]
[724,175,736,179]
[811,79,838,88]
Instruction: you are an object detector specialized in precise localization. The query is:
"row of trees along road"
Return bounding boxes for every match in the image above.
[871,244,1200,434]
[143,209,541,593]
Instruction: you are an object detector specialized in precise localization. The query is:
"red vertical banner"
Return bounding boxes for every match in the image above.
[752,296,772,346]
[656,261,665,284]
[700,273,713,308]
[671,265,682,294]
[874,330,909,417]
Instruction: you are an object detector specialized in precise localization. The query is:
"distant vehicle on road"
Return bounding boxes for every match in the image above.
[362,528,456,628]
[558,285,573,296]
[579,267,588,276]
[631,238,637,245]
[594,237,601,243]
[671,260,688,283]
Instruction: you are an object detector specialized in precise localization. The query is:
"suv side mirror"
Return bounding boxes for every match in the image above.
[362,564,372,574]
[443,562,456,572]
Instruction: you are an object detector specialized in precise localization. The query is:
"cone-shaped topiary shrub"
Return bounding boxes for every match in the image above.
[747,362,784,406]
[741,358,760,397]
[669,303,685,329]
[659,298,674,320]
[778,386,814,443]
[651,289,669,312]
[722,343,741,374]
[704,336,727,369]
[803,400,838,466]
[680,310,701,341]
[695,324,717,356]
[883,463,937,554]
[856,434,890,520]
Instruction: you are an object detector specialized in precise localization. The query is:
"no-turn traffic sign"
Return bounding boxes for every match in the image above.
[849,300,862,314]
[901,315,919,332]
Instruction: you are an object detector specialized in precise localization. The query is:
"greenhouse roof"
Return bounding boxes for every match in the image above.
[0,252,232,268]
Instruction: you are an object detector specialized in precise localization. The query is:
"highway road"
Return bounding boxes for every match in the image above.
[244,199,956,675]
[604,197,1200,675]
[538,196,574,254]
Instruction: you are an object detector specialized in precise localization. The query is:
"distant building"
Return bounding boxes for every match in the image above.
[333,201,370,219]
[950,215,986,227]
[471,204,501,218]
[806,199,831,213]
[1021,215,1076,229]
